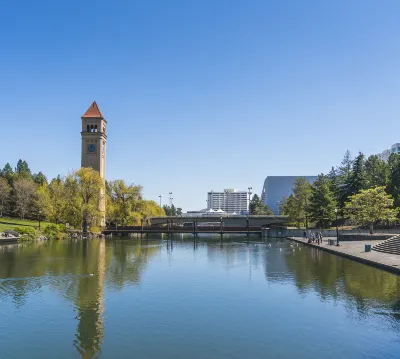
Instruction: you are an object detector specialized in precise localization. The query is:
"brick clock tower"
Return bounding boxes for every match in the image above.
[81,101,107,226]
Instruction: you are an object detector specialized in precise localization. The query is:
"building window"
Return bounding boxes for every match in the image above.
[87,124,90,132]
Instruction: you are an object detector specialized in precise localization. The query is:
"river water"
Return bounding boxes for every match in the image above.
[0,237,399,359]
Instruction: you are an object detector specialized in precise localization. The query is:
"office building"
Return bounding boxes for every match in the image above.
[261,176,317,214]
[377,143,400,162]
[207,189,248,214]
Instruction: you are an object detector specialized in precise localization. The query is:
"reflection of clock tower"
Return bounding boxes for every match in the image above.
[81,101,107,225]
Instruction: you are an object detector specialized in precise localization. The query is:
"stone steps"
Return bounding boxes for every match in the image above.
[372,236,400,255]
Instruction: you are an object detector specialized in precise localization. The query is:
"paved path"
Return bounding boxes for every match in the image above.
[287,237,400,275]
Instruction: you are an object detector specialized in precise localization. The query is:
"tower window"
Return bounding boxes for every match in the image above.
[90,125,94,132]
[95,125,98,132]
[87,124,90,132]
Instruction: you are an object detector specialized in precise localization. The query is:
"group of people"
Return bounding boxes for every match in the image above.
[303,231,323,245]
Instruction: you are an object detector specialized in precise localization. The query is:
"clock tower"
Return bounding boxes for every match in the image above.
[81,101,107,225]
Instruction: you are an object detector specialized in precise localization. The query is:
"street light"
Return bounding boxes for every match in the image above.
[38,210,42,230]
[248,187,252,215]
[334,208,339,246]
[159,195,162,216]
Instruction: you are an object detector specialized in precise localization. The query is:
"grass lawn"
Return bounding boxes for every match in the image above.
[0,217,52,232]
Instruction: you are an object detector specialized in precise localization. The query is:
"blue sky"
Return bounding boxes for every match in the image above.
[1,0,400,210]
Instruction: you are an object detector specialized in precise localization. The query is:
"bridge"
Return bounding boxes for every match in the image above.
[103,215,289,236]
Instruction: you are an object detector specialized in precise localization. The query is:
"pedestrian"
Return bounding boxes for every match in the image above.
[303,231,307,239]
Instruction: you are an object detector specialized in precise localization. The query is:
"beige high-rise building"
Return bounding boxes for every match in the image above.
[81,101,107,225]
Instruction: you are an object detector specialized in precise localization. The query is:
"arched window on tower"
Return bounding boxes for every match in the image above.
[87,124,90,132]
[95,125,98,132]
[90,125,94,132]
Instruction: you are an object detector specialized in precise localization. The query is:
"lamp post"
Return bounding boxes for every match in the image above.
[334,208,339,246]
[248,187,252,215]
[38,210,42,230]
[159,195,162,216]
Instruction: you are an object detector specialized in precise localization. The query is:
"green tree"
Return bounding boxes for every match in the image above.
[337,150,353,208]
[365,155,389,189]
[249,194,273,215]
[15,160,32,179]
[176,207,182,216]
[388,154,400,208]
[1,163,14,183]
[293,178,312,227]
[70,168,103,232]
[327,167,340,203]
[33,172,48,186]
[308,174,337,228]
[0,178,11,217]
[108,180,142,225]
[346,152,366,196]
[344,187,398,233]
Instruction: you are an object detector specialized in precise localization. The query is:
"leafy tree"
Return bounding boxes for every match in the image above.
[108,180,142,225]
[344,187,398,233]
[0,178,11,217]
[12,178,36,219]
[308,174,337,228]
[293,178,312,227]
[176,207,182,216]
[70,168,103,232]
[365,155,389,189]
[282,194,301,226]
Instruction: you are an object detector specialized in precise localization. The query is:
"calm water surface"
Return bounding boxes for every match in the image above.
[0,237,399,359]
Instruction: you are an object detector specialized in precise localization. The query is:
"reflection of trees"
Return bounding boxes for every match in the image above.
[283,244,400,328]
[105,241,160,289]
[0,239,160,359]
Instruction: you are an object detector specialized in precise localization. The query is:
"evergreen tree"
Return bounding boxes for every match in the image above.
[33,172,48,186]
[15,159,32,179]
[346,152,366,197]
[309,174,337,228]
[364,155,389,189]
[337,150,353,208]
[388,153,400,208]
[327,166,340,202]
[1,163,14,184]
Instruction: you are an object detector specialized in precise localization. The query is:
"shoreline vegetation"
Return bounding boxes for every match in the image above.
[0,160,169,241]
[280,150,400,233]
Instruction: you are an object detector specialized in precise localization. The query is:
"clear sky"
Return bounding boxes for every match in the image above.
[1,0,400,211]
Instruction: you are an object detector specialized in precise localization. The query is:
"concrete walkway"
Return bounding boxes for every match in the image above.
[287,237,400,275]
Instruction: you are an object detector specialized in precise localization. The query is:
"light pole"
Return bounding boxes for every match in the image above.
[334,208,339,246]
[159,195,162,216]
[38,210,42,230]
[248,187,252,215]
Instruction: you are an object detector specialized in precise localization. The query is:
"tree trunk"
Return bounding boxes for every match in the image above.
[370,223,374,234]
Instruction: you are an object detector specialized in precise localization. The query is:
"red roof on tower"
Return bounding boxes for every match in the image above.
[81,101,104,119]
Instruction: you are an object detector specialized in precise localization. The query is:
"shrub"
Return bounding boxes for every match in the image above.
[89,226,101,234]
[15,226,37,241]
[43,224,66,240]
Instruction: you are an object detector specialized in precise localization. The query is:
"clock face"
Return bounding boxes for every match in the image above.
[88,144,96,152]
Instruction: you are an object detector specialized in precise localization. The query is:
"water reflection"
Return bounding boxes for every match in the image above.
[0,237,399,358]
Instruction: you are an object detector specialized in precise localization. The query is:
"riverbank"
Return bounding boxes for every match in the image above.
[287,236,400,275]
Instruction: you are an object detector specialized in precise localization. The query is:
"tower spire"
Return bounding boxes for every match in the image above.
[82,101,104,119]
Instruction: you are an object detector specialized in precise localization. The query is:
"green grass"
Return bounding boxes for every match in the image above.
[0,217,52,232]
